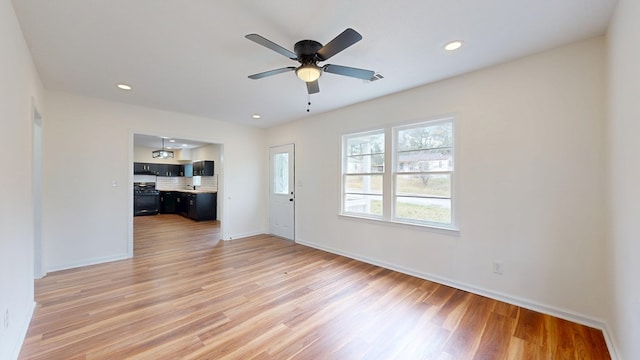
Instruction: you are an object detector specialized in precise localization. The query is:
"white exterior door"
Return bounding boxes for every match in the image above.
[269,144,295,240]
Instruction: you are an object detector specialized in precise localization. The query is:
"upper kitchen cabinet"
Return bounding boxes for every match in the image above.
[156,164,183,177]
[135,162,185,177]
[134,162,159,175]
[193,160,214,176]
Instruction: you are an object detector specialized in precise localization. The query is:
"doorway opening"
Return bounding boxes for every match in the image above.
[129,133,224,257]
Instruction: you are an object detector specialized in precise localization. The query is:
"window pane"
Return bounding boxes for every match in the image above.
[345,174,383,194]
[397,149,452,172]
[273,153,289,194]
[346,154,384,173]
[346,133,384,156]
[396,174,450,197]
[344,194,383,216]
[396,123,452,151]
[395,197,451,224]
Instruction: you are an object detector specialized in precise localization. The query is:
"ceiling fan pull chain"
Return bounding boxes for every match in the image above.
[306,95,311,112]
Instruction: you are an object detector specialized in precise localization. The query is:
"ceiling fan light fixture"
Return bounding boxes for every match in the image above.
[296,64,321,82]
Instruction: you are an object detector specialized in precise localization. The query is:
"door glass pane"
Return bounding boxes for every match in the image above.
[274,153,289,194]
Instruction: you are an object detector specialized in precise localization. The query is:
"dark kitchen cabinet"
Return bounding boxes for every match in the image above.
[177,193,188,217]
[182,192,217,221]
[186,194,198,220]
[157,164,183,177]
[155,164,167,176]
[160,191,179,214]
[134,162,159,175]
[192,160,214,176]
[135,163,184,177]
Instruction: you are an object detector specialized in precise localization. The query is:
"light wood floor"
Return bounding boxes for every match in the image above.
[19,214,610,359]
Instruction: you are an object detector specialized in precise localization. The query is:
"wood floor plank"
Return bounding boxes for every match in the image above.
[472,312,517,360]
[19,214,611,359]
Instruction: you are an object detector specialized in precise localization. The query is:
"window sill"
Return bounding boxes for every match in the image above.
[338,213,460,236]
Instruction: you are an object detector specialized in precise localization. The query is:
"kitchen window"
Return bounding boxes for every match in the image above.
[341,116,456,230]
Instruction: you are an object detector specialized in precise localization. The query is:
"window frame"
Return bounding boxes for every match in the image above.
[340,115,458,232]
[340,128,386,220]
[391,118,455,228]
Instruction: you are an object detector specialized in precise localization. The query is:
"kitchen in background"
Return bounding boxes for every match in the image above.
[133,134,221,221]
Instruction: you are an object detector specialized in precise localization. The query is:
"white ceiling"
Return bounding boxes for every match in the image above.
[12,0,616,128]
[133,134,211,151]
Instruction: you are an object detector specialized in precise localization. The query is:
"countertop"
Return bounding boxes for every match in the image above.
[159,189,217,194]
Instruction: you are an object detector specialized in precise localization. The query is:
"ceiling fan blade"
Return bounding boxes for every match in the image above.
[248,67,296,79]
[323,64,375,80]
[316,28,363,61]
[306,80,320,94]
[245,34,297,60]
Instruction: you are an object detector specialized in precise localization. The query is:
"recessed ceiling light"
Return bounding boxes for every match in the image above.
[444,40,463,51]
[252,114,261,119]
[182,144,188,147]
[117,83,132,90]
[169,139,176,143]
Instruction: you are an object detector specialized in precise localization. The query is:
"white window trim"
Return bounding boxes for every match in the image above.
[340,128,385,221]
[339,115,459,233]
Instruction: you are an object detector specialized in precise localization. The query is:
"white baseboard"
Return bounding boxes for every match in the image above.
[601,323,620,360]
[295,238,618,360]
[224,231,263,241]
[46,253,130,273]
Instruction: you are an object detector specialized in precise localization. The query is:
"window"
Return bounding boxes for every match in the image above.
[342,130,385,217]
[341,116,456,229]
[394,120,453,226]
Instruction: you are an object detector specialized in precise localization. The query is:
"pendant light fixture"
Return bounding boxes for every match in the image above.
[152,138,174,159]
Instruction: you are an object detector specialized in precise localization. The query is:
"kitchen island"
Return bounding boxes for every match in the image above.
[159,190,217,221]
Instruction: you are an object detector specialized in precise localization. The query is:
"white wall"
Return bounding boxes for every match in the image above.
[42,91,267,271]
[267,37,608,326]
[0,1,44,358]
[606,0,640,358]
[192,143,221,164]
[133,145,183,164]
[133,143,221,165]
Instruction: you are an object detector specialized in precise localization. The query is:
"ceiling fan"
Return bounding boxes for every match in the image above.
[245,28,376,94]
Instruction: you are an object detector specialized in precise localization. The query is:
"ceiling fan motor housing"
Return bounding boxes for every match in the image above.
[294,40,323,64]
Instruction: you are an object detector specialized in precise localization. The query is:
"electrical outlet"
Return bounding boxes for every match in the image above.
[3,309,8,329]
[492,261,504,275]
